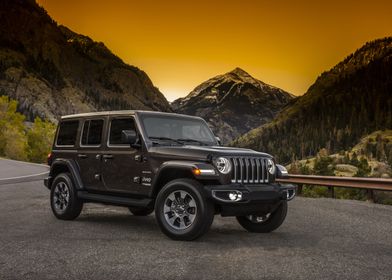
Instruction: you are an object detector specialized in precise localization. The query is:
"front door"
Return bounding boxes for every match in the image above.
[101,116,148,195]
[76,118,105,191]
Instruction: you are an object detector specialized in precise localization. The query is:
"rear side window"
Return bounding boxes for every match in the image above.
[81,119,104,146]
[56,120,79,146]
[109,118,135,145]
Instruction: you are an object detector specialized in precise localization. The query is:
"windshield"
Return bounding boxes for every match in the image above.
[140,114,217,146]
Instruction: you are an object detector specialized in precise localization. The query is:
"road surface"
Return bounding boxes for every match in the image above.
[0,159,391,280]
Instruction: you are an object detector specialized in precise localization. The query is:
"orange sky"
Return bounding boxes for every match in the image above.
[37,0,392,101]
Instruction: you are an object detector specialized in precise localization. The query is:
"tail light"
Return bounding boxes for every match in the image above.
[47,152,53,166]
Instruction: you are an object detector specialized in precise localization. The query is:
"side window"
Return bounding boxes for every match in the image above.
[81,119,104,146]
[56,120,79,146]
[109,118,135,145]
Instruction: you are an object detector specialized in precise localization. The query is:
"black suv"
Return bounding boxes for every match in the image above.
[45,111,295,240]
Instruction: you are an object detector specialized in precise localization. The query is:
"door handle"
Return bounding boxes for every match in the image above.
[77,154,88,159]
[102,154,114,159]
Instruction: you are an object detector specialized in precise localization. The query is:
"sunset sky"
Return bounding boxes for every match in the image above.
[37,0,392,101]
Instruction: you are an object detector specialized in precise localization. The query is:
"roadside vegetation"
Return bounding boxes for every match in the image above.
[0,96,55,163]
[288,136,392,205]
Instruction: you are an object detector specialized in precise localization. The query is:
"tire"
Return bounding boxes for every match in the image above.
[50,173,83,220]
[128,207,154,216]
[236,201,288,233]
[155,178,214,241]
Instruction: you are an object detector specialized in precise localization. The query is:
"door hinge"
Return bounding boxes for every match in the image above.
[134,155,147,162]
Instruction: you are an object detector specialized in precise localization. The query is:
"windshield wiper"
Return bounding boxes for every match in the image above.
[149,136,183,145]
[176,138,208,146]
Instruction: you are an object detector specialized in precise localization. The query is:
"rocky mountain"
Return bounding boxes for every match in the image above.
[0,0,171,123]
[233,37,392,163]
[172,68,294,143]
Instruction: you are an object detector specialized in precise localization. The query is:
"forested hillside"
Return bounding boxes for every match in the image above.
[234,38,392,163]
[0,0,171,123]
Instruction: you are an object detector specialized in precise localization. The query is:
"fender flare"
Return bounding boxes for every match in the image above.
[49,158,84,190]
[151,161,218,195]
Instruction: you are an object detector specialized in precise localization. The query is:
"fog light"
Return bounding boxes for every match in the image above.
[229,191,242,201]
[286,189,296,201]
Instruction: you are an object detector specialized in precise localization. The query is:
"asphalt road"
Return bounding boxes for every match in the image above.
[0,159,391,280]
[0,158,49,185]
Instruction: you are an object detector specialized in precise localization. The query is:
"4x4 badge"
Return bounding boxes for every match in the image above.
[133,176,141,184]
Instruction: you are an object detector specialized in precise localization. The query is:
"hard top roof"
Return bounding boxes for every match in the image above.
[61,110,203,120]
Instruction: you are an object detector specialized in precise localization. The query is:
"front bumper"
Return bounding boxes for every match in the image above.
[204,183,296,216]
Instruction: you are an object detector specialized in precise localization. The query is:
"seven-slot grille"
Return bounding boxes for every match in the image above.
[229,157,270,184]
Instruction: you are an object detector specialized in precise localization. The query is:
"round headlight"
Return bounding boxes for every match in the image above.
[215,157,232,174]
[267,158,276,174]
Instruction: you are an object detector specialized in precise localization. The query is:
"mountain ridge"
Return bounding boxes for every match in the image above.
[0,0,171,122]
[172,67,294,143]
[233,37,392,163]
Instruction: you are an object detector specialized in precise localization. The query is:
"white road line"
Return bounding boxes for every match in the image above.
[0,157,49,168]
[0,171,49,182]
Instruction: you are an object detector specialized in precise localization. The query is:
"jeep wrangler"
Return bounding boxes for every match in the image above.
[44,111,295,240]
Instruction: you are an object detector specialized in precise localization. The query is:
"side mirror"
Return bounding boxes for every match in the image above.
[215,136,222,146]
[121,130,137,145]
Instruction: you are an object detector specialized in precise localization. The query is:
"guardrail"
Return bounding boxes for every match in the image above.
[276,174,392,202]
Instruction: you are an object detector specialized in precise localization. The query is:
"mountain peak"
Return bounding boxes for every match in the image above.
[229,67,250,76]
[172,69,293,143]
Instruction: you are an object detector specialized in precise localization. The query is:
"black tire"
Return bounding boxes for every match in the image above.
[50,173,83,220]
[155,178,214,241]
[128,207,154,216]
[236,201,288,233]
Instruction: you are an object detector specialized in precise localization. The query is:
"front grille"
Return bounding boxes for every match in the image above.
[229,157,270,184]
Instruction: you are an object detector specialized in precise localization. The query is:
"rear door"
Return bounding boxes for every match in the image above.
[76,118,105,191]
[101,116,149,195]
[53,119,80,171]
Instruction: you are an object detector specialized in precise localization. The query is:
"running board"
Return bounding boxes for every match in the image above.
[77,191,152,208]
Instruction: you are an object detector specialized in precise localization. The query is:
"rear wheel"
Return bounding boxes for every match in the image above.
[50,173,83,220]
[236,201,287,233]
[155,179,214,241]
[128,207,154,216]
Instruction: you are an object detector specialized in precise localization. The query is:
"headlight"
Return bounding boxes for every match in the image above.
[214,157,232,174]
[267,158,276,174]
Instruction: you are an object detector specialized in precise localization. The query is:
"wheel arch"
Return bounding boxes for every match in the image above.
[150,161,218,197]
[48,159,84,190]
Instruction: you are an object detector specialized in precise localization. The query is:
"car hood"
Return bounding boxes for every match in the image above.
[148,145,272,161]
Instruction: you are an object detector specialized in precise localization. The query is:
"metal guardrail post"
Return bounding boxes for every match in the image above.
[328,187,335,198]
[297,184,303,195]
[366,189,375,203]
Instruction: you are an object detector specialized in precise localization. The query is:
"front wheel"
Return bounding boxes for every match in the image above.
[236,201,288,233]
[155,179,214,241]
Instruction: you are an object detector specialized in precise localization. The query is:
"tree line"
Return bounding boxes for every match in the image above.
[0,96,55,163]
[235,47,392,164]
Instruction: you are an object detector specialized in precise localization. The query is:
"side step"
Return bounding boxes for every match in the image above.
[77,191,152,208]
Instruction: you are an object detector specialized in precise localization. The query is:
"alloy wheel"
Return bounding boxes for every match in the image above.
[53,182,70,214]
[163,190,198,230]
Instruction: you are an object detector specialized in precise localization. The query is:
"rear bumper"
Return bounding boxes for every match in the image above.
[44,176,52,189]
[204,183,296,216]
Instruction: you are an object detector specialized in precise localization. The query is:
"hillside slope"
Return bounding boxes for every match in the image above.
[0,0,171,122]
[172,68,293,143]
[234,38,392,163]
